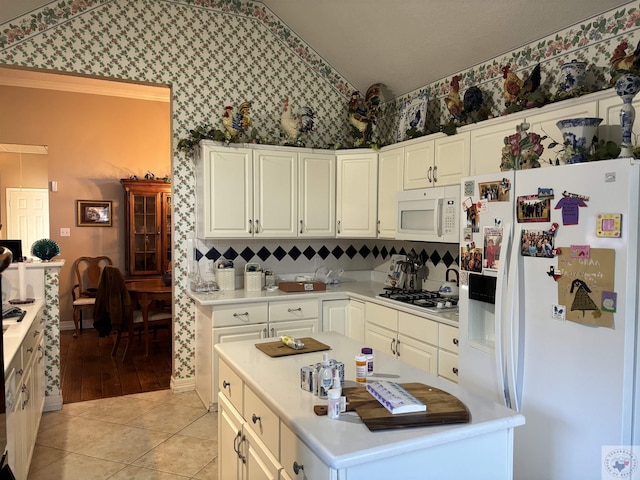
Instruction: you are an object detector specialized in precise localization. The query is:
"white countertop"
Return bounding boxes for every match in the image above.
[187,279,459,326]
[3,300,44,370]
[215,331,524,470]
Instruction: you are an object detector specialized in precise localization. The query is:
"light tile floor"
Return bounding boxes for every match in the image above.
[28,390,218,480]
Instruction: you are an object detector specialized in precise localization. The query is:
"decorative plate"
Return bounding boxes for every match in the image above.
[397,93,428,142]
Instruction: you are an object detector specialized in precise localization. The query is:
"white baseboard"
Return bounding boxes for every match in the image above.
[170,375,195,393]
[59,320,76,331]
[44,394,63,412]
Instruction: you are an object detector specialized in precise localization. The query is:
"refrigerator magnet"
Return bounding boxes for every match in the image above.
[464,180,474,197]
[547,266,562,281]
[570,245,590,258]
[537,187,554,200]
[517,194,551,223]
[462,196,473,211]
[555,194,588,225]
[596,213,622,237]
[601,291,617,313]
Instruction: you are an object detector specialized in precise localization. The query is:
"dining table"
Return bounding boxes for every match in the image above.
[126,278,172,358]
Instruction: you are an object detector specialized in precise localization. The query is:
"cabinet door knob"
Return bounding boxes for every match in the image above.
[293,461,304,474]
[453,367,459,376]
[453,338,459,346]
[222,380,230,389]
[251,413,261,425]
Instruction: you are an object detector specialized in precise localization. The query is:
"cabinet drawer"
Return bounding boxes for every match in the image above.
[213,303,268,327]
[218,358,244,413]
[280,421,330,480]
[269,299,318,322]
[244,384,280,457]
[365,302,398,330]
[438,324,459,353]
[22,318,44,369]
[438,349,459,383]
[398,312,438,345]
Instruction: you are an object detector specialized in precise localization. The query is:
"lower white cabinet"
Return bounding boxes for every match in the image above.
[5,307,45,480]
[365,303,438,375]
[196,299,321,410]
[438,324,459,383]
[364,302,457,380]
[280,421,331,480]
[321,299,365,343]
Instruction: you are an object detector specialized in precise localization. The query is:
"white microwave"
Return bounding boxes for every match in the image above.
[396,185,460,243]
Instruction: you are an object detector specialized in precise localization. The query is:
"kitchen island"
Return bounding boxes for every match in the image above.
[215,331,524,480]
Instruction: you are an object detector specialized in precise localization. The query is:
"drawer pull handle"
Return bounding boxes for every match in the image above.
[233,431,242,457]
[453,367,459,376]
[232,312,249,318]
[293,461,304,474]
[337,220,341,234]
[222,380,230,389]
[248,220,253,234]
[396,339,401,357]
[251,413,261,425]
[453,338,459,346]
[287,307,302,313]
[300,220,304,234]
[255,219,261,233]
[390,338,396,355]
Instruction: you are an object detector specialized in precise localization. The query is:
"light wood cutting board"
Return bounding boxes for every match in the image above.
[341,382,470,431]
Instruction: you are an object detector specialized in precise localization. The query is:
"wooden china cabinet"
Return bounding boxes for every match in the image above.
[121,179,172,277]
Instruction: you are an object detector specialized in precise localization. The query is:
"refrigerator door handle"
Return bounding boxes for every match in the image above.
[494,223,512,409]
[504,223,522,412]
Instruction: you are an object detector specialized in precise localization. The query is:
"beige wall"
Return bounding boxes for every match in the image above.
[0,83,171,324]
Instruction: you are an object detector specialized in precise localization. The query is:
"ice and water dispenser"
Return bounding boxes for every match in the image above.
[467,273,497,350]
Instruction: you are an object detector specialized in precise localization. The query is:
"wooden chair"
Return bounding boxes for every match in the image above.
[71,256,112,337]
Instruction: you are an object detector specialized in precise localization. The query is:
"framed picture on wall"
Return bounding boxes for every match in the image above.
[76,200,112,227]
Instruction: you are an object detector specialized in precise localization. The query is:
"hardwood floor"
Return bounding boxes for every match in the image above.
[60,326,172,404]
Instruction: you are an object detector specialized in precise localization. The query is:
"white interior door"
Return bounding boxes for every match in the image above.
[6,188,49,257]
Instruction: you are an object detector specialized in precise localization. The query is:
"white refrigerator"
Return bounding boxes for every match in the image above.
[458,158,640,480]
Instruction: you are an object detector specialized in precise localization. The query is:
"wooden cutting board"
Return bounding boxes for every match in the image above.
[341,382,470,431]
[255,337,331,357]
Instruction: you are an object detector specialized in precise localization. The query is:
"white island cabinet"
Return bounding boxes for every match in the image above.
[215,331,524,480]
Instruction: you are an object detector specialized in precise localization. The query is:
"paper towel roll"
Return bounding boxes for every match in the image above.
[18,262,26,300]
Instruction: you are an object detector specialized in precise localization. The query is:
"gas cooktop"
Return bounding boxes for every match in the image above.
[376,288,458,314]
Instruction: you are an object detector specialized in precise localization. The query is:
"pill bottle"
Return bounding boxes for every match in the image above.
[327,389,341,419]
[361,347,373,375]
[355,354,367,383]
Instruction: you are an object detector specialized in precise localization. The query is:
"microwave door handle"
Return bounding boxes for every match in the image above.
[436,198,443,237]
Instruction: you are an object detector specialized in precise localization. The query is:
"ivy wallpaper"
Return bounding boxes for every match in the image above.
[2,0,640,393]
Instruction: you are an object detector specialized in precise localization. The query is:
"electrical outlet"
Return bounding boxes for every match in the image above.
[552,304,566,321]
[60,228,70,237]
[205,259,215,274]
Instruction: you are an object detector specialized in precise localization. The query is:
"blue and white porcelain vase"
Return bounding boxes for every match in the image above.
[558,60,587,95]
[555,117,603,164]
[614,73,640,157]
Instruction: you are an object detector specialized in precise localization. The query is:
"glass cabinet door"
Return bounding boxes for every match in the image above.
[133,193,161,274]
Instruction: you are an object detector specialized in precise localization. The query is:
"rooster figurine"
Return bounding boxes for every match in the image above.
[222,102,252,139]
[445,75,464,120]
[502,65,524,104]
[280,98,316,144]
[610,39,640,82]
[348,82,383,144]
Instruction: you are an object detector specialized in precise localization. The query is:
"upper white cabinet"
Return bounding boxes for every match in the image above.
[197,143,253,238]
[198,142,333,238]
[377,146,404,238]
[471,95,599,175]
[298,151,336,237]
[403,132,470,189]
[336,150,378,237]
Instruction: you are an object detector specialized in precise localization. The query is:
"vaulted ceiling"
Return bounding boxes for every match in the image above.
[1,0,634,98]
